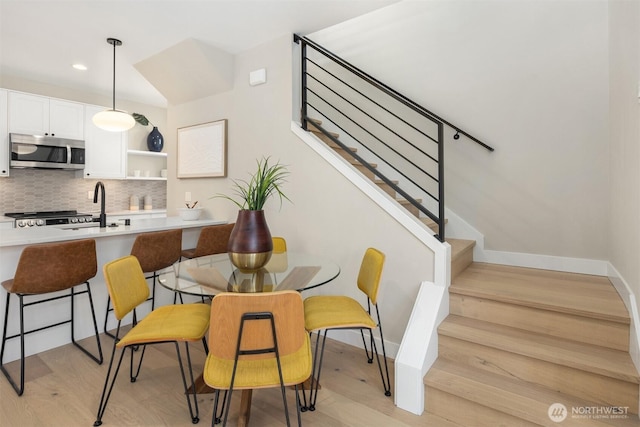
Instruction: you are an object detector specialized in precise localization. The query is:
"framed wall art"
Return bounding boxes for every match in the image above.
[177,119,227,178]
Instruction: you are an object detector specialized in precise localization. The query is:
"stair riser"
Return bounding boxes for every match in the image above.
[332,146,357,161]
[422,219,439,233]
[449,294,630,352]
[439,335,639,412]
[353,163,375,179]
[375,182,396,197]
[425,387,539,427]
[451,247,474,280]
[399,202,419,217]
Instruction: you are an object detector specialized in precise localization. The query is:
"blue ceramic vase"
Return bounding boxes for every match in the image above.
[147,127,164,152]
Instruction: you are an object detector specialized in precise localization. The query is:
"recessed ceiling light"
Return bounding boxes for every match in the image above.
[72,63,88,71]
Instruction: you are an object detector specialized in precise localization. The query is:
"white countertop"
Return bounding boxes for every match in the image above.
[0,209,168,224]
[0,217,227,248]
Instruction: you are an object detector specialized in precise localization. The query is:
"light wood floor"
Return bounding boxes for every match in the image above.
[0,334,426,427]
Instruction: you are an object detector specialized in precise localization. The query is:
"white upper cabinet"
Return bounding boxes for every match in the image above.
[83,105,127,179]
[8,92,84,140]
[0,89,9,177]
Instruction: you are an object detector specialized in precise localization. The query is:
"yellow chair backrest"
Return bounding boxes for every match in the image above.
[208,291,305,361]
[357,247,385,305]
[103,255,150,320]
[272,237,287,254]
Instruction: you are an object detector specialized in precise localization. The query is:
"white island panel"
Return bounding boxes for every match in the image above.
[0,217,227,363]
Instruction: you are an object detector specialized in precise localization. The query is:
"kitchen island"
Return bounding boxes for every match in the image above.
[0,216,227,363]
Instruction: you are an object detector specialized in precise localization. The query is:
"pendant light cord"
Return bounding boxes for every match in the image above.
[111,39,116,110]
[106,38,122,111]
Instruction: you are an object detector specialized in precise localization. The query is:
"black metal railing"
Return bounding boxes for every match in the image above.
[294,35,493,242]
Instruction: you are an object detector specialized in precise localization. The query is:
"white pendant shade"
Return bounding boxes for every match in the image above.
[94,38,134,133]
[92,109,135,132]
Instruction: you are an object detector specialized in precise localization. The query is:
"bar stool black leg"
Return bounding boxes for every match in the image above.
[0,294,25,396]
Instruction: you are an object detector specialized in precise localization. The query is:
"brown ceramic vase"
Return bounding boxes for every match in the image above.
[227,210,273,272]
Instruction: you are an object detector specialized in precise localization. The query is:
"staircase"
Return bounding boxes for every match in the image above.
[424,262,640,426]
[306,116,639,426]
[306,119,459,239]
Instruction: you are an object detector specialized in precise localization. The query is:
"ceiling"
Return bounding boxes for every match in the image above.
[0,0,398,107]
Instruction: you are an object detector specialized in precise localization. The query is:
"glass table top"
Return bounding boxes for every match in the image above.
[158,252,340,296]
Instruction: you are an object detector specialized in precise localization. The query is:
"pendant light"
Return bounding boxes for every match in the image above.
[92,38,135,132]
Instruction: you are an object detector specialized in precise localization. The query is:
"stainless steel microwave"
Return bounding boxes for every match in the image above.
[10,133,85,170]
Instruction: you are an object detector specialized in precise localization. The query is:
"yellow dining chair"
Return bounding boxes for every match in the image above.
[203,291,311,426]
[94,255,210,426]
[272,236,287,254]
[267,237,288,288]
[103,229,183,338]
[303,247,391,411]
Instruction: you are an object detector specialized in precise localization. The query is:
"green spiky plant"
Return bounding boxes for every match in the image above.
[213,157,290,210]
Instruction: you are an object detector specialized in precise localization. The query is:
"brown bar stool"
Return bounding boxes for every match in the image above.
[178,223,234,304]
[0,239,103,396]
[181,223,235,259]
[103,229,182,339]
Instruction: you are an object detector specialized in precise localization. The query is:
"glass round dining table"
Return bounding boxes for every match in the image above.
[158,251,339,427]
[158,251,341,297]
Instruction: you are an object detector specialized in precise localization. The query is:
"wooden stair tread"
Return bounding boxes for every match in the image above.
[398,198,422,205]
[425,359,639,426]
[422,412,463,427]
[439,315,640,384]
[307,120,339,138]
[451,263,630,324]
[374,179,397,185]
[352,160,377,168]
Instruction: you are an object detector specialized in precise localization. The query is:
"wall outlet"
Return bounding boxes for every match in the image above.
[87,190,93,200]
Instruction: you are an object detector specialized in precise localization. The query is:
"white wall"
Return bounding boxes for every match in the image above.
[609,0,640,340]
[309,0,611,261]
[167,34,436,349]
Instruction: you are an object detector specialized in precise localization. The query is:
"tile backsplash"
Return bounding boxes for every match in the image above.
[0,169,166,215]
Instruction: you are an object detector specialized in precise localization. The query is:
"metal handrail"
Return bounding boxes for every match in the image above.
[294,34,494,152]
[294,34,494,242]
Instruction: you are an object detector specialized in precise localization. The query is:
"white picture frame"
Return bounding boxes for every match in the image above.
[177,119,227,178]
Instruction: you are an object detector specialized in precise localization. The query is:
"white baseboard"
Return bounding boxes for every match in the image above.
[476,249,609,276]
[608,263,640,373]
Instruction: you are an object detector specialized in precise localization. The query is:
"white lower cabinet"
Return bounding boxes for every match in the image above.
[83,105,126,179]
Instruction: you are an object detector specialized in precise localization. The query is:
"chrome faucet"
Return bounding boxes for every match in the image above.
[93,181,107,228]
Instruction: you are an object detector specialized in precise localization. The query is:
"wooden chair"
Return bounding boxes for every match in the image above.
[94,255,210,426]
[303,247,391,411]
[103,229,182,338]
[203,291,311,426]
[181,223,235,259]
[0,239,103,396]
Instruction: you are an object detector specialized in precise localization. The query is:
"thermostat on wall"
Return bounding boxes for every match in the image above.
[249,68,266,86]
